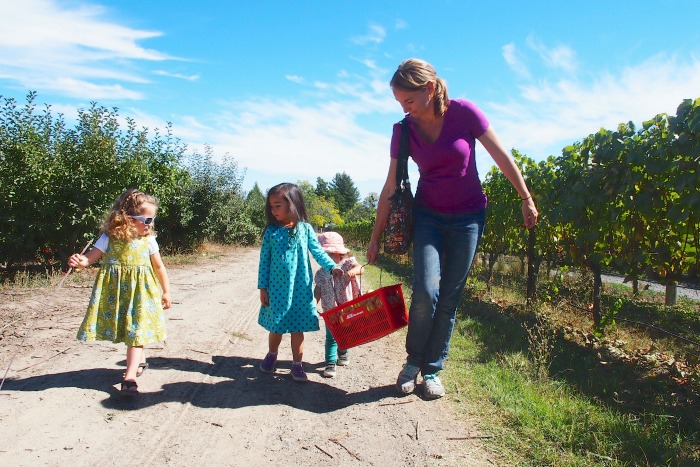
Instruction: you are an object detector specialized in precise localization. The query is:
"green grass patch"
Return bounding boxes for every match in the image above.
[361,249,699,465]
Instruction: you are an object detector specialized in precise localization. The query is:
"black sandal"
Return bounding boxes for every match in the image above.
[120,380,139,396]
[137,362,149,377]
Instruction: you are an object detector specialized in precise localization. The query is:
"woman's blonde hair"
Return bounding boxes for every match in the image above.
[390,58,449,116]
[103,188,158,241]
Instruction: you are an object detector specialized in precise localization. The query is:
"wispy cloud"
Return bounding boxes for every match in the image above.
[526,35,578,73]
[487,52,700,167]
[0,0,175,100]
[153,71,199,81]
[164,46,700,196]
[352,24,386,45]
[502,43,531,79]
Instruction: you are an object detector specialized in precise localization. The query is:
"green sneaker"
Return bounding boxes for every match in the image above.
[396,364,420,394]
[423,373,445,400]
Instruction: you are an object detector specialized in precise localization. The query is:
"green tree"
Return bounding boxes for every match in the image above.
[298,180,342,230]
[481,150,532,285]
[343,193,378,223]
[315,177,330,198]
[246,182,267,230]
[329,172,359,215]
[0,93,187,265]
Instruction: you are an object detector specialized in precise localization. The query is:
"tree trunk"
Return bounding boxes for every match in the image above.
[591,264,602,328]
[665,281,678,306]
[487,252,497,292]
[526,227,537,306]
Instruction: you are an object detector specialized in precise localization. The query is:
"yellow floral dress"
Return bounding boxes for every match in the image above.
[76,236,167,346]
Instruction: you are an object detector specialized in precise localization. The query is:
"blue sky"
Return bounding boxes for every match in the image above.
[2,0,699,199]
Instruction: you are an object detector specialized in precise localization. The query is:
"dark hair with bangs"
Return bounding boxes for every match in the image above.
[264,182,308,228]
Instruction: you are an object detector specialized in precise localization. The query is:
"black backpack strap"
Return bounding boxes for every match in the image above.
[396,117,410,187]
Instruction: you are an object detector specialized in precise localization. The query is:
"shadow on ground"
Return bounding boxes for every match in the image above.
[3,354,399,413]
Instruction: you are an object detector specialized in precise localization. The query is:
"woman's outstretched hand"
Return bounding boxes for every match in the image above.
[522,198,539,229]
[366,240,379,265]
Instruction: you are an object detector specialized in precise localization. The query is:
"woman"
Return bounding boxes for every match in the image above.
[367,58,538,400]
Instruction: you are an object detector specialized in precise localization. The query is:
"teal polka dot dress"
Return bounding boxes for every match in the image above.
[257,222,336,333]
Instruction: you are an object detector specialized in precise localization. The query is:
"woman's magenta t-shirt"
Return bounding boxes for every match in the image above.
[390,99,489,214]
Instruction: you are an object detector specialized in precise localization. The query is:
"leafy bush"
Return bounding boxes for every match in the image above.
[0,92,260,267]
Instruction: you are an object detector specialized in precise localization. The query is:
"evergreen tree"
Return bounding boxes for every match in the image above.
[315,177,330,198]
[329,172,359,215]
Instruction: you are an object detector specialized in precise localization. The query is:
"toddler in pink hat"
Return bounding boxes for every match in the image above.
[314,232,364,377]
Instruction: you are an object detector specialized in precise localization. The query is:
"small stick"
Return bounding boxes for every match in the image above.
[447,435,494,440]
[57,239,94,288]
[329,438,362,461]
[415,420,419,440]
[378,399,415,406]
[0,317,25,335]
[315,445,333,459]
[1,238,91,391]
[15,347,73,372]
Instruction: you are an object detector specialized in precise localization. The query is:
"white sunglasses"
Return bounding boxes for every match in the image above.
[130,215,156,225]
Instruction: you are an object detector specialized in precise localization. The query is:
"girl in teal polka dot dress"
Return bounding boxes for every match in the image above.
[257,183,343,382]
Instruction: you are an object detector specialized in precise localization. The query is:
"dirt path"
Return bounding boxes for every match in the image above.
[0,247,496,466]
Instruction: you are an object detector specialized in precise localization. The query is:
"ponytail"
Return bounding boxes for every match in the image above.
[390,58,450,116]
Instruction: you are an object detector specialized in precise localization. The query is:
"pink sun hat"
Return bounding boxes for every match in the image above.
[317,231,349,255]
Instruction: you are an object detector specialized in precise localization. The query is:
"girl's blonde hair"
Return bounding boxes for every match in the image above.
[103,188,158,241]
[390,58,450,116]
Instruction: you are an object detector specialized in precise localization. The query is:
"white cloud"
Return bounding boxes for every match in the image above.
[0,0,174,100]
[153,71,199,81]
[352,24,386,45]
[502,43,531,79]
[487,53,700,165]
[526,35,578,73]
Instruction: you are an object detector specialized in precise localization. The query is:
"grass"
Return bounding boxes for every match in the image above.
[358,247,700,466]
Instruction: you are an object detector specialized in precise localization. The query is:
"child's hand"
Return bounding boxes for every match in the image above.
[161,292,172,310]
[348,264,364,278]
[331,267,344,279]
[260,288,269,307]
[68,254,88,269]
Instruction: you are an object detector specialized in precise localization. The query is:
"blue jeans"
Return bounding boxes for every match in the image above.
[405,206,485,375]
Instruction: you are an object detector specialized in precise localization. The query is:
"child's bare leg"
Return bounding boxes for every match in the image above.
[290,332,304,362]
[124,345,144,381]
[268,332,283,354]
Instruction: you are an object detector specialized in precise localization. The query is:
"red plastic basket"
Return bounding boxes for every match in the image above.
[320,284,409,351]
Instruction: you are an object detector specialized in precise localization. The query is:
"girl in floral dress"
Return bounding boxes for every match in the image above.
[68,188,171,396]
[314,231,363,378]
[257,183,343,382]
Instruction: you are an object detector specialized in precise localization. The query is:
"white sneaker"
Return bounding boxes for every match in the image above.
[396,364,421,394]
[423,373,445,400]
[337,352,350,366]
[322,362,337,378]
